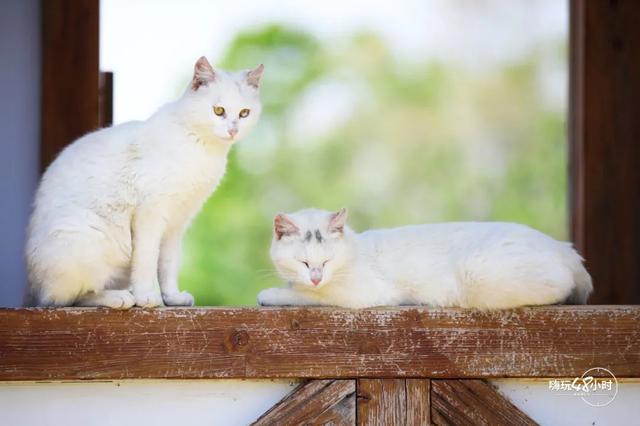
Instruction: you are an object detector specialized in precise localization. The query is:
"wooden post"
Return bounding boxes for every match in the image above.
[569,0,640,304]
[41,0,100,171]
[99,71,114,128]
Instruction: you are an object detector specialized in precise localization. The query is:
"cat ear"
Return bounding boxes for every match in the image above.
[191,56,216,91]
[246,64,264,89]
[328,208,348,235]
[274,213,299,240]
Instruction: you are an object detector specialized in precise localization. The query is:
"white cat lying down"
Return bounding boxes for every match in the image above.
[259,208,592,309]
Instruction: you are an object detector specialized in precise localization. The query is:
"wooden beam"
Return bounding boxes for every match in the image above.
[569,0,640,303]
[431,380,536,425]
[357,379,430,426]
[252,379,355,425]
[0,306,638,380]
[314,393,356,425]
[357,379,406,425]
[41,0,100,171]
[406,379,431,425]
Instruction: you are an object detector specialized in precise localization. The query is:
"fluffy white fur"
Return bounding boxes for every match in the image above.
[260,208,593,309]
[26,57,263,308]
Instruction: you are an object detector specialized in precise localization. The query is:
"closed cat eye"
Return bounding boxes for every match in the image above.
[239,108,250,118]
[301,261,309,268]
[213,106,225,116]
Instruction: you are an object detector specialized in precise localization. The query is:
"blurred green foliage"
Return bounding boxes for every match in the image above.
[180,25,567,306]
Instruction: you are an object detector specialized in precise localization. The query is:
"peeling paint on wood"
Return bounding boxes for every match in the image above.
[0,306,638,380]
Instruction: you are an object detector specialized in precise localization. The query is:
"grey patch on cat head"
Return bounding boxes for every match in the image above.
[315,229,324,243]
[304,231,312,242]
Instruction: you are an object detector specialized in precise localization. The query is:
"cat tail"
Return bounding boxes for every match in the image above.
[563,243,593,305]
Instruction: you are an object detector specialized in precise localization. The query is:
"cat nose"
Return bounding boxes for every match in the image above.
[310,268,322,285]
[228,128,238,138]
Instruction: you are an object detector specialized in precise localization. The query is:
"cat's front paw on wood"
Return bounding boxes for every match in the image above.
[76,290,136,309]
[162,291,194,306]
[257,288,285,306]
[133,290,164,308]
[101,291,136,309]
[257,288,317,306]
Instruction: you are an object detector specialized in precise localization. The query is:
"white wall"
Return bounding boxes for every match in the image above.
[492,379,640,426]
[0,0,41,307]
[1,379,638,426]
[0,380,297,426]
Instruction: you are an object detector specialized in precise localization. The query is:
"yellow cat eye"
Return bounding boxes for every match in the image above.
[213,106,225,116]
[239,108,250,118]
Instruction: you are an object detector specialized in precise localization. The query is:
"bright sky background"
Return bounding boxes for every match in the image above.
[101,0,567,124]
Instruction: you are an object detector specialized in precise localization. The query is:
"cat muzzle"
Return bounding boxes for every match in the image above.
[310,268,323,286]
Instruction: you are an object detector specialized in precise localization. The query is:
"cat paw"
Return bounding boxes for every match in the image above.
[110,291,136,309]
[133,290,164,308]
[162,291,194,306]
[257,288,283,306]
[93,290,136,309]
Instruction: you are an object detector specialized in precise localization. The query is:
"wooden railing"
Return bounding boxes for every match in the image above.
[0,306,638,381]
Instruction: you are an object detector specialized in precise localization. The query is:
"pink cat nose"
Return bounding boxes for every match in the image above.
[310,267,323,285]
[228,128,238,138]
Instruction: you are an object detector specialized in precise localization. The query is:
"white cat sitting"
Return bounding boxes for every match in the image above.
[26,57,263,308]
[259,208,592,309]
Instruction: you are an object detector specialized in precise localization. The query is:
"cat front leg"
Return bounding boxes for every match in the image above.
[257,287,322,306]
[158,226,194,306]
[130,206,166,307]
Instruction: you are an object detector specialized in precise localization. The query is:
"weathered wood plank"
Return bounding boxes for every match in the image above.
[357,379,430,425]
[252,379,355,425]
[406,379,430,425]
[314,392,356,425]
[431,380,537,426]
[357,379,406,426]
[0,306,638,380]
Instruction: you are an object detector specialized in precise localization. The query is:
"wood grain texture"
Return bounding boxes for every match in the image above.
[431,380,537,426]
[357,379,430,425]
[252,379,355,425]
[41,0,100,171]
[569,0,640,304]
[0,306,639,380]
[357,379,406,426]
[313,392,356,425]
[406,379,430,425]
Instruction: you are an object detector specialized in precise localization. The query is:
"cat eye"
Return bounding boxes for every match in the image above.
[239,109,250,118]
[301,261,309,268]
[213,106,225,116]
